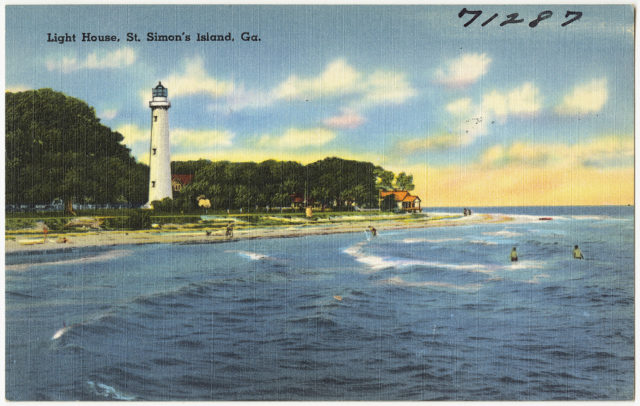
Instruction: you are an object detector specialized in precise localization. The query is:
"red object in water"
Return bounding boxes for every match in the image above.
[538,217,553,221]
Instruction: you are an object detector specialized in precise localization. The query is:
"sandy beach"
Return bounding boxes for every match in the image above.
[5,213,513,255]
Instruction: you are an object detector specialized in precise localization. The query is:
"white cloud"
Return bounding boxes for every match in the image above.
[202,59,415,112]
[171,128,234,149]
[478,134,633,169]
[405,82,542,153]
[446,98,472,115]
[46,47,136,73]
[5,84,31,93]
[138,152,150,166]
[116,123,235,151]
[257,127,337,149]
[273,59,361,100]
[99,109,118,120]
[398,133,468,153]
[482,82,542,119]
[555,78,608,115]
[323,109,365,129]
[271,59,415,110]
[161,56,234,99]
[434,53,491,88]
[208,84,276,113]
[355,70,416,109]
[115,123,148,147]
[443,97,489,145]
[86,48,136,69]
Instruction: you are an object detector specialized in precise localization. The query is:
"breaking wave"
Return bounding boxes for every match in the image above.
[225,250,270,261]
[6,249,133,271]
[86,381,136,400]
[402,238,462,244]
[344,242,493,273]
[382,276,482,291]
[469,240,498,246]
[482,230,523,238]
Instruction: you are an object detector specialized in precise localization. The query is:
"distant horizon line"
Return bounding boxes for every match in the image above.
[423,204,634,208]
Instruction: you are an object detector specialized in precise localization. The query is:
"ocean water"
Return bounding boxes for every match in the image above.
[5,206,634,400]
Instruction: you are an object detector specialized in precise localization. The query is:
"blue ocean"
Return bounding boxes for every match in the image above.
[5,206,634,400]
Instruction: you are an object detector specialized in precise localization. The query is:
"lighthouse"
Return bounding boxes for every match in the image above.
[146,82,172,207]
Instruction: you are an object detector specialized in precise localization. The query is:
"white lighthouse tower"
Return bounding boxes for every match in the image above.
[146,82,172,207]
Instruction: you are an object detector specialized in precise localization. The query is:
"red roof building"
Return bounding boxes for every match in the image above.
[171,174,193,192]
[289,193,315,208]
[380,190,422,211]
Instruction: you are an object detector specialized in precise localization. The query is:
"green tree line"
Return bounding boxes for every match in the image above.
[6,89,148,209]
[165,157,408,211]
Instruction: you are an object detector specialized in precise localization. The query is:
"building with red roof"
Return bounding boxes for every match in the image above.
[171,174,193,192]
[380,190,422,212]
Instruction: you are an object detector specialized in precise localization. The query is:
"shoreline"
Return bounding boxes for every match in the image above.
[5,213,513,255]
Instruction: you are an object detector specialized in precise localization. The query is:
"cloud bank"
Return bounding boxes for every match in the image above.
[46,47,136,73]
[555,78,608,115]
[434,53,492,88]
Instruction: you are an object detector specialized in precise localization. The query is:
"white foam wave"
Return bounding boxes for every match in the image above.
[424,211,461,217]
[6,249,133,272]
[87,381,136,400]
[503,260,547,271]
[402,238,462,244]
[343,242,493,273]
[482,230,522,238]
[570,215,609,221]
[525,273,551,284]
[51,326,71,340]
[383,276,481,291]
[226,250,269,260]
[469,240,498,246]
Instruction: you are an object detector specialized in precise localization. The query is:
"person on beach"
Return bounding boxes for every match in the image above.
[205,230,211,236]
[511,247,518,262]
[368,226,377,237]
[42,225,49,242]
[226,222,234,238]
[573,245,584,259]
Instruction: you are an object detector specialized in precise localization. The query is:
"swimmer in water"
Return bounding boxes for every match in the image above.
[573,245,584,259]
[368,226,377,237]
[510,247,518,262]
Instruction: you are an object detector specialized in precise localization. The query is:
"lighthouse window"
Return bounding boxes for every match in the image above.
[154,115,158,122]
[151,181,156,188]
[152,148,157,155]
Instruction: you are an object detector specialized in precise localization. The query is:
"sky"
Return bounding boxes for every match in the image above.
[5,5,635,206]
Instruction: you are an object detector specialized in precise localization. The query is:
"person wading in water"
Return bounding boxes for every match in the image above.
[511,247,518,262]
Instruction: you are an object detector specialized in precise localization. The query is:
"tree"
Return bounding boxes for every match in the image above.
[271,192,290,208]
[374,168,395,191]
[380,194,397,211]
[350,185,369,206]
[198,198,211,213]
[395,172,415,191]
[171,157,392,211]
[5,89,148,211]
[311,186,330,207]
[234,185,253,210]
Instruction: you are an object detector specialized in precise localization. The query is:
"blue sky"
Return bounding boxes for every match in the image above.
[5,5,634,205]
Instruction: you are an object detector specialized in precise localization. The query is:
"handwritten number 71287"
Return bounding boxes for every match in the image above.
[458,9,583,28]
